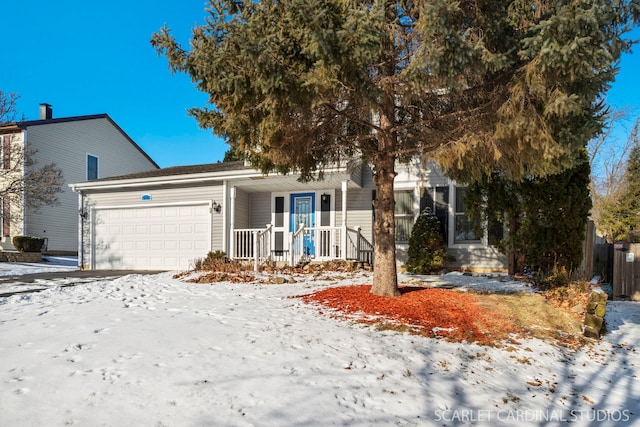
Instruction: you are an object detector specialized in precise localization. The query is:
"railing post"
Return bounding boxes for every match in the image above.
[253,231,259,272]
[356,226,361,261]
[289,232,295,266]
[341,225,347,261]
[341,180,348,261]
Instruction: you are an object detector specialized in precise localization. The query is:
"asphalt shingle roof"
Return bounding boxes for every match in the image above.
[89,161,252,182]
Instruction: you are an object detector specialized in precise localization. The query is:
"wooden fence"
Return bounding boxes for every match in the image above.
[593,243,613,283]
[612,243,640,301]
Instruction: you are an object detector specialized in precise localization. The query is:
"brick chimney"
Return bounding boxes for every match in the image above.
[39,103,53,120]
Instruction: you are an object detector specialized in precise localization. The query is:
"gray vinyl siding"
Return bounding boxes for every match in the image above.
[348,164,375,242]
[345,188,374,243]
[234,189,250,229]
[249,192,271,229]
[448,246,507,271]
[24,118,157,252]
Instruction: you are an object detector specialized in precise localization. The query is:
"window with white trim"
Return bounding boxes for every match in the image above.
[394,190,415,242]
[454,187,481,243]
[87,154,98,180]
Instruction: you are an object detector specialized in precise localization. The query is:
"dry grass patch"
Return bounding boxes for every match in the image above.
[473,292,586,346]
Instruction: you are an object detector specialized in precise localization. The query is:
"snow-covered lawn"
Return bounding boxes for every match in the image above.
[0,256,78,277]
[0,262,638,426]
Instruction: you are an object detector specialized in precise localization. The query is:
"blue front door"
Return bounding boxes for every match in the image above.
[291,193,315,256]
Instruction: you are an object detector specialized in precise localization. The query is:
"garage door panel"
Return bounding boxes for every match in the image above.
[94,204,211,270]
[194,241,209,251]
[179,241,194,250]
[194,223,209,233]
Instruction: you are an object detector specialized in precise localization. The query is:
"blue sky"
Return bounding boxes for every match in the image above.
[2,1,639,168]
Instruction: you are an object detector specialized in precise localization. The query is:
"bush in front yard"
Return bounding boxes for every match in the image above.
[192,251,250,272]
[405,208,454,274]
[12,236,46,252]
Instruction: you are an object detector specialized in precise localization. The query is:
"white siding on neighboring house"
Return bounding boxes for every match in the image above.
[23,117,158,252]
[0,132,26,249]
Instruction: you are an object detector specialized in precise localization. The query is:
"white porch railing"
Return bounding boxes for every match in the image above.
[232,224,373,270]
[232,225,272,268]
[346,226,374,265]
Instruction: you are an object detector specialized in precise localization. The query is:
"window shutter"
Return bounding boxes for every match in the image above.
[274,196,284,227]
[320,194,330,227]
[2,197,9,237]
[434,187,449,241]
[2,135,10,169]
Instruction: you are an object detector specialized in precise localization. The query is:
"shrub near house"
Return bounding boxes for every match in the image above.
[0,236,45,262]
[12,236,46,252]
[405,208,454,274]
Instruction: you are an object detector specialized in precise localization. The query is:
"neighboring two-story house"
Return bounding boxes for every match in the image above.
[0,104,159,254]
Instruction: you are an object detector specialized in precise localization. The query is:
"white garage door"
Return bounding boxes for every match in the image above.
[93,204,211,270]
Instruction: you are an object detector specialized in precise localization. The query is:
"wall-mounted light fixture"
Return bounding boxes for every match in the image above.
[212,201,222,213]
[79,209,88,219]
[321,193,330,203]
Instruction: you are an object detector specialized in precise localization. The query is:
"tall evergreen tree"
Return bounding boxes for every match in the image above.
[152,0,638,296]
[222,145,246,163]
[467,150,592,275]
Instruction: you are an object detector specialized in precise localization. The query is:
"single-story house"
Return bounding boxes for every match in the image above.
[69,159,507,272]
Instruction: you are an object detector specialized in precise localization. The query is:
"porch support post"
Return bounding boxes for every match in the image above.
[222,180,228,256]
[229,186,236,259]
[77,191,84,270]
[341,180,348,260]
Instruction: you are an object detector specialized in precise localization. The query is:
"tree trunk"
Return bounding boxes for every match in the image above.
[507,213,518,276]
[371,144,400,297]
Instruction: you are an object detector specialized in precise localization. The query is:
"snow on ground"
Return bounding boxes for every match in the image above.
[0,262,638,426]
[0,256,78,276]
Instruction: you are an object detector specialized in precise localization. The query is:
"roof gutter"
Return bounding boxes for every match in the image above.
[69,165,353,192]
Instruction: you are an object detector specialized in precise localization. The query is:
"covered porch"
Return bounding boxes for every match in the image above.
[232,223,373,269]
[223,164,374,269]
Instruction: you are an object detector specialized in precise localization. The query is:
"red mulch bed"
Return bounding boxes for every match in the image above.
[301,285,516,346]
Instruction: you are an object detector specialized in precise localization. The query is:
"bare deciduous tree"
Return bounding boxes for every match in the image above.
[1,91,64,217]
[588,111,639,241]
[0,91,24,123]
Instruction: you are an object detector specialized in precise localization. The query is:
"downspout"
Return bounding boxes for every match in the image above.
[222,180,228,254]
[229,186,236,259]
[77,191,84,269]
[341,180,348,260]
